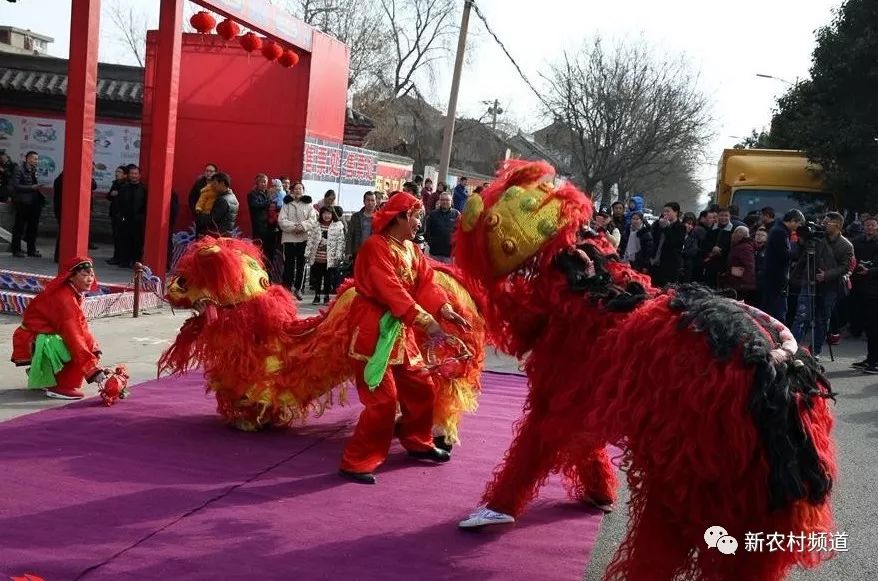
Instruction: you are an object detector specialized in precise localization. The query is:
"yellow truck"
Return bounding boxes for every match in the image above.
[715,149,833,216]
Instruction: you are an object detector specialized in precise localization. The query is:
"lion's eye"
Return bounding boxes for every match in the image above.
[175,276,187,291]
[248,260,261,270]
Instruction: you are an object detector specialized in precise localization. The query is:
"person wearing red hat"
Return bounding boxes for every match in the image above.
[339,191,470,484]
[11,257,107,400]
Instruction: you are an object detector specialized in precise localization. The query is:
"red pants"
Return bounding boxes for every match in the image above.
[340,360,436,473]
[54,362,86,390]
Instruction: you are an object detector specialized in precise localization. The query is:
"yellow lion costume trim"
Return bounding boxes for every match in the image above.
[159,236,485,443]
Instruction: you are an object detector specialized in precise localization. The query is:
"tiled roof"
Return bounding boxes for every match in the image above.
[0,66,144,102]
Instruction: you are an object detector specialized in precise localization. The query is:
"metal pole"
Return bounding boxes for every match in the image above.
[491,98,499,130]
[437,0,473,185]
[133,262,143,318]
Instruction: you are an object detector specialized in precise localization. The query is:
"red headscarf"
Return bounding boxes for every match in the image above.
[372,191,423,233]
[44,256,99,294]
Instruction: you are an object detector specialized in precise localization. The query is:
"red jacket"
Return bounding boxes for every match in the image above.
[727,237,757,292]
[12,282,99,377]
[348,234,449,367]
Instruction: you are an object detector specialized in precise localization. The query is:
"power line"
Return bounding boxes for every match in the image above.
[469,1,552,110]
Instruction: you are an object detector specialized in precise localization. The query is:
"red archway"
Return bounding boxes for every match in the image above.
[59,0,349,279]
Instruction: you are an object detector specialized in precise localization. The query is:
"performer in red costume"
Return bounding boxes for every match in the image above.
[11,257,107,400]
[339,191,470,485]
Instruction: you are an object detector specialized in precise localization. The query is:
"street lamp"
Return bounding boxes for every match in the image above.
[756,73,795,86]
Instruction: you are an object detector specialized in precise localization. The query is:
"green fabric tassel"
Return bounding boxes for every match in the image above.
[28,334,71,390]
[364,312,403,391]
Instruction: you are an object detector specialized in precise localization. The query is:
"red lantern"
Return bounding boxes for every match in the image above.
[278,49,300,68]
[189,11,216,34]
[216,18,240,42]
[239,32,262,53]
[261,40,283,62]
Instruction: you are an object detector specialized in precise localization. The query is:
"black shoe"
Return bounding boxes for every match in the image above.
[433,435,453,453]
[12,251,25,258]
[338,469,376,485]
[864,363,878,375]
[106,258,120,265]
[407,447,451,463]
[26,250,42,258]
[312,295,321,305]
[323,295,330,304]
[851,360,871,369]
[294,290,304,301]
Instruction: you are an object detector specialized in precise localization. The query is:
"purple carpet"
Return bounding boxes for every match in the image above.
[0,372,604,580]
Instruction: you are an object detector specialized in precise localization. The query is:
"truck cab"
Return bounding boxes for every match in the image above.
[715,149,832,217]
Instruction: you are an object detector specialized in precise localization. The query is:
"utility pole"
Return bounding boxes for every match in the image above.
[489,99,503,131]
[438,0,473,185]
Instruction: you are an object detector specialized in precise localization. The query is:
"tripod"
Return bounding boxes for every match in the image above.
[802,239,835,362]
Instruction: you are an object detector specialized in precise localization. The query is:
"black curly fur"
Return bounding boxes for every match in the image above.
[555,245,648,312]
[668,284,834,511]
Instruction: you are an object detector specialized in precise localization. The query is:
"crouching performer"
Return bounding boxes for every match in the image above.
[11,257,107,399]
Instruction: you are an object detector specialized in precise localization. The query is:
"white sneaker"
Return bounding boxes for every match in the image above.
[458,507,515,528]
[582,497,614,513]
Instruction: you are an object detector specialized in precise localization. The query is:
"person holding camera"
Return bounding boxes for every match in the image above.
[851,215,878,373]
[762,209,805,323]
[789,212,854,358]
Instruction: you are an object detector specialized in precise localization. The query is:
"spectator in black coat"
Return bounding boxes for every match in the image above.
[187,163,217,216]
[206,172,238,236]
[106,165,128,264]
[10,151,45,258]
[117,164,148,268]
[425,191,460,263]
[247,173,276,266]
[703,207,735,288]
[52,171,97,263]
[762,209,805,323]
[649,202,686,286]
[851,216,878,373]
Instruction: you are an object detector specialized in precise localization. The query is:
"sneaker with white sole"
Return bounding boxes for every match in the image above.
[851,360,872,369]
[458,507,515,528]
[582,496,615,513]
[863,363,878,375]
[45,387,85,400]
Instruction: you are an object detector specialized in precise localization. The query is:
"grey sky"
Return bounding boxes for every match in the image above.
[1,0,841,197]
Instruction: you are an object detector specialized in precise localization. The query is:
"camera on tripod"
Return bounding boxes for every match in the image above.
[796,221,826,241]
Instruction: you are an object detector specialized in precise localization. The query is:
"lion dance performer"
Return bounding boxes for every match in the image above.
[454,161,836,581]
[338,191,472,484]
[11,257,108,399]
[158,202,485,482]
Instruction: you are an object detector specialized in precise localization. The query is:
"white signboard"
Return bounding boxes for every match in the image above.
[0,112,141,192]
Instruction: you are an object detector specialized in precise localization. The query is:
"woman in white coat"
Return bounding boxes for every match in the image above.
[305,206,346,304]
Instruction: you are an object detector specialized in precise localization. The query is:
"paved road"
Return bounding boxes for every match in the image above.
[1,307,875,578]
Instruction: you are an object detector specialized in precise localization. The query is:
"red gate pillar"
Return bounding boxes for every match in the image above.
[58,0,101,270]
[142,0,183,279]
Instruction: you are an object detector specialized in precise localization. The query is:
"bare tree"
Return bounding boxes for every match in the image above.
[103,0,151,67]
[285,0,392,91]
[378,0,458,99]
[542,37,714,194]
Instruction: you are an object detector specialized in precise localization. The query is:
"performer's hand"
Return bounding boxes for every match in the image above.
[441,305,471,330]
[816,269,825,283]
[88,370,108,384]
[425,318,444,338]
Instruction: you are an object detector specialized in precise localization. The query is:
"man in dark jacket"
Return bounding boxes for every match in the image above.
[425,192,460,263]
[187,163,217,216]
[762,209,805,323]
[851,215,878,373]
[649,202,686,286]
[207,172,238,236]
[790,211,854,357]
[452,176,469,212]
[117,164,148,268]
[52,171,97,263]
[346,191,377,264]
[11,151,45,258]
[703,207,735,288]
[247,173,274,261]
[0,150,15,202]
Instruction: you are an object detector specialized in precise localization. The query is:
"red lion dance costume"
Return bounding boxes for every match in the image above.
[158,225,486,459]
[454,161,836,580]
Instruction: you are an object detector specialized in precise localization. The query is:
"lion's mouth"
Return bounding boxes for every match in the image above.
[193,297,219,315]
